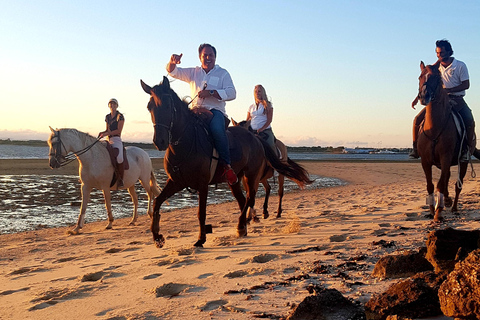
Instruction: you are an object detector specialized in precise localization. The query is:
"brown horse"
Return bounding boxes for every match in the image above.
[416,61,474,222]
[141,77,312,247]
[231,119,311,218]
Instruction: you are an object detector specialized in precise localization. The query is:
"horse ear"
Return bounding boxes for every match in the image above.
[140,80,152,94]
[162,76,170,89]
[231,118,238,126]
[420,61,425,71]
[49,126,56,133]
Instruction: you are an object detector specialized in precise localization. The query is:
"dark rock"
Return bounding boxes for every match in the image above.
[287,287,365,320]
[438,249,480,319]
[371,247,433,279]
[364,271,446,320]
[425,227,480,273]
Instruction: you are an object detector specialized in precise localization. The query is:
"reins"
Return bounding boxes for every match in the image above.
[50,130,101,167]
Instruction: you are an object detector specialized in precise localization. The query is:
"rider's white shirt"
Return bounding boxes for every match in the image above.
[168,64,236,116]
[440,58,469,96]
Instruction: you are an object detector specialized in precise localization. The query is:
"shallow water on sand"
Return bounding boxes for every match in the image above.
[0,171,344,234]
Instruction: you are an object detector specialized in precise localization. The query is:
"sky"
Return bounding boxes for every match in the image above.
[1,1,479,148]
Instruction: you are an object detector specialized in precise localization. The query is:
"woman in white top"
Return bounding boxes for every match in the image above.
[246,85,276,152]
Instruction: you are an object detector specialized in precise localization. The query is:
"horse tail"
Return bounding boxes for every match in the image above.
[258,138,313,189]
[150,171,161,197]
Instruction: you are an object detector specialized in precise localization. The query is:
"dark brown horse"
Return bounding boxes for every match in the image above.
[416,61,475,222]
[231,119,312,219]
[141,77,312,247]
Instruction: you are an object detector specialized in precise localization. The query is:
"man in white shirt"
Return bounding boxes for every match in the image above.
[166,43,238,184]
[410,39,475,159]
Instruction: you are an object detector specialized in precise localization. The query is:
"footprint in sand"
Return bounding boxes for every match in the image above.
[197,299,228,311]
[0,287,30,296]
[143,273,162,280]
[151,282,191,298]
[224,270,249,278]
[251,253,278,263]
[198,273,213,279]
[329,234,348,242]
[81,271,105,282]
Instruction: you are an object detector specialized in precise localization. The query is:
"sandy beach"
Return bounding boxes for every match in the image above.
[2,159,480,319]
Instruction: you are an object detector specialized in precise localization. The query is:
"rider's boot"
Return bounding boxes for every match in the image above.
[117,162,125,189]
[409,124,420,159]
[223,164,238,185]
[461,125,476,161]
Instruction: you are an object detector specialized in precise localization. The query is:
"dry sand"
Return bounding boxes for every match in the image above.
[2,159,480,319]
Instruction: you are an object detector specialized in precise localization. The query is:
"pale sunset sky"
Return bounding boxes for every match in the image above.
[1,1,479,148]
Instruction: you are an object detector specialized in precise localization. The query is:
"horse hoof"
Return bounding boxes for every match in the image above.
[67,229,80,235]
[276,214,281,219]
[434,215,444,223]
[263,212,269,219]
[237,227,247,237]
[194,239,205,247]
[154,234,165,248]
[253,216,260,223]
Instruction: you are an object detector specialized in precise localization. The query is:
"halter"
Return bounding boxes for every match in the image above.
[49,130,101,167]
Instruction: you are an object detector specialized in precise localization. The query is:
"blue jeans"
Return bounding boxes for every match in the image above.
[210,109,231,165]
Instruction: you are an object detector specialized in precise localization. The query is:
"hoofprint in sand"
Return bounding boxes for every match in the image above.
[1,162,480,319]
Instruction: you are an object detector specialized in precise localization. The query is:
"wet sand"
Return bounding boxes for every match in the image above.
[1,159,480,319]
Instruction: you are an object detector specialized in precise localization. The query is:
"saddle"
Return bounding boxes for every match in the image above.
[192,107,235,183]
[419,109,468,163]
[106,143,129,187]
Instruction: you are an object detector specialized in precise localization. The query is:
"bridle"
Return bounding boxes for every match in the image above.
[152,93,189,146]
[49,130,101,167]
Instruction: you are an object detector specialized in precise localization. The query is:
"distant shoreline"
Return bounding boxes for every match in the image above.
[0,139,411,153]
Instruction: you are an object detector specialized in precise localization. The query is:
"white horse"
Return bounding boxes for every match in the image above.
[48,128,161,234]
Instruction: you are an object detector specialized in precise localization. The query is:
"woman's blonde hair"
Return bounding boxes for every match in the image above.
[254,85,272,114]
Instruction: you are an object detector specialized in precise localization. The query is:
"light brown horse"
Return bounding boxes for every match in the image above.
[231,119,311,219]
[416,61,474,222]
[141,77,313,248]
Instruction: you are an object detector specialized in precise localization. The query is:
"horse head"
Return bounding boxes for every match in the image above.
[141,76,176,151]
[231,118,253,132]
[47,126,64,169]
[418,60,442,106]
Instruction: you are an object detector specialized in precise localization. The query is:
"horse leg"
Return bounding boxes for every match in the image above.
[435,166,451,222]
[102,189,114,229]
[238,177,258,237]
[151,179,183,248]
[231,180,246,212]
[262,179,270,219]
[127,185,139,225]
[69,184,91,235]
[444,169,453,207]
[276,174,285,218]
[452,163,468,212]
[422,162,435,216]
[194,186,209,247]
[229,182,248,237]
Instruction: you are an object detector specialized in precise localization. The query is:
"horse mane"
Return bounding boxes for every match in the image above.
[149,82,192,116]
[60,128,99,144]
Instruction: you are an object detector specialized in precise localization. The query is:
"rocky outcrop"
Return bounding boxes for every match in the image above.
[364,271,446,320]
[438,249,480,319]
[425,227,480,273]
[371,247,433,279]
[287,287,365,320]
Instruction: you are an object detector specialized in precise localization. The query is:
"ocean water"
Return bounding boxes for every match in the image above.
[0,145,411,161]
[0,144,409,235]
